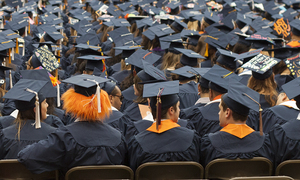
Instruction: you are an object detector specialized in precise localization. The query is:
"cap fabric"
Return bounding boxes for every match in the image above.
[282,77,300,100]
[216,48,239,70]
[175,48,206,67]
[137,61,167,82]
[77,55,111,71]
[284,53,300,78]
[31,45,59,72]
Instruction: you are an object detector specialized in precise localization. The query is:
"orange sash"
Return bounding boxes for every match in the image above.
[287,41,300,48]
[221,124,254,138]
[147,119,180,134]
[213,94,222,101]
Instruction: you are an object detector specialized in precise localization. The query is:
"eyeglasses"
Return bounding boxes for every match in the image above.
[113,95,123,101]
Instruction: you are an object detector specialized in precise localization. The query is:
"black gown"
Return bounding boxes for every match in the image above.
[128,120,200,171]
[103,109,124,131]
[269,119,300,168]
[18,121,128,174]
[120,86,136,112]
[0,120,56,159]
[179,102,206,119]
[178,81,200,109]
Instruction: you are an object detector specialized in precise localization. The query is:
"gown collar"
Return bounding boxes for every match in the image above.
[147,119,180,133]
[221,124,254,139]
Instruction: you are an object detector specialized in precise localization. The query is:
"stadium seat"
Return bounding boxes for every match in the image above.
[65,165,134,180]
[135,161,204,180]
[205,157,273,179]
[230,176,294,180]
[0,159,58,180]
[276,160,300,179]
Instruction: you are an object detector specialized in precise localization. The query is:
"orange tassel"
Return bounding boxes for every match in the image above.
[35,16,38,25]
[204,43,209,57]
[28,20,30,34]
[16,38,19,54]
[61,88,112,121]
[8,48,11,64]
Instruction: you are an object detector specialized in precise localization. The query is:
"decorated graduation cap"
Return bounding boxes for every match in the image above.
[77,55,111,72]
[61,74,111,121]
[202,65,241,93]
[216,48,239,70]
[175,48,206,67]
[113,45,142,58]
[137,61,167,83]
[203,11,220,25]
[245,34,276,49]
[3,79,48,128]
[223,78,263,135]
[31,45,59,72]
[284,53,300,78]
[143,80,180,129]
[242,54,281,80]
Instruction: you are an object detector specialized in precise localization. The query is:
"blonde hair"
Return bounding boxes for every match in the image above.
[161,52,181,70]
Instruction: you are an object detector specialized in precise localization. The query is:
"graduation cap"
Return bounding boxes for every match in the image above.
[264,2,281,16]
[122,9,139,17]
[44,6,62,14]
[245,33,276,49]
[143,80,179,129]
[113,45,142,58]
[31,45,59,72]
[290,19,300,36]
[76,32,101,46]
[171,18,187,32]
[110,18,130,27]
[5,0,22,7]
[3,79,48,128]
[236,13,252,28]
[42,14,63,25]
[216,48,239,70]
[75,44,103,55]
[165,1,181,14]
[108,26,134,46]
[235,48,263,65]
[0,29,21,40]
[77,55,111,72]
[44,30,64,43]
[137,60,167,82]
[0,66,11,85]
[284,53,300,78]
[125,49,161,71]
[159,33,183,50]
[266,46,295,59]
[242,54,281,80]
[106,5,122,17]
[203,11,220,25]
[282,8,298,22]
[175,48,205,67]
[118,2,133,11]
[102,81,117,95]
[5,17,28,32]
[0,38,15,51]
[143,24,175,40]
[282,77,300,101]
[202,65,242,93]
[191,67,210,87]
[171,66,199,79]
[136,18,156,29]
[61,74,110,117]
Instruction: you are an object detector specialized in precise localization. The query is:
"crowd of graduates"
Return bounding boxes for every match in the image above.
[0,0,300,178]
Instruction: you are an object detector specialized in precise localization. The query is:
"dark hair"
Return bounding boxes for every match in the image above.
[133,75,147,104]
[110,86,119,96]
[200,85,209,94]
[120,73,134,91]
[273,60,288,75]
[151,103,177,119]
[46,97,55,115]
[220,95,248,122]
[232,42,251,54]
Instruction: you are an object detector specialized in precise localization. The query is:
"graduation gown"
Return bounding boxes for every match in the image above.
[120,86,137,112]
[0,120,56,159]
[103,108,124,131]
[200,124,273,167]
[128,120,200,171]
[238,69,251,86]
[18,121,127,174]
[269,119,300,168]
[179,102,207,119]
[188,98,222,137]
[178,81,200,109]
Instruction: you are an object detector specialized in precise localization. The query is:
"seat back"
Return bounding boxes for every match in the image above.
[135,161,204,180]
[0,159,58,180]
[230,176,294,180]
[276,160,300,179]
[65,165,134,180]
[205,157,273,179]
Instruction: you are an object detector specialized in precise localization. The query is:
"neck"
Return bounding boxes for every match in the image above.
[201,93,209,98]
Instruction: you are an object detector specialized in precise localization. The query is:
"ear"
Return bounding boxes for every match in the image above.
[225,108,231,118]
[198,84,201,95]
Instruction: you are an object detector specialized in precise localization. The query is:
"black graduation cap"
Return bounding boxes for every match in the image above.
[42,14,63,25]
[75,44,103,55]
[223,78,260,117]
[137,60,167,82]
[125,49,161,70]
[113,45,142,58]
[245,33,276,49]
[202,65,242,93]
[166,1,181,14]
[284,53,300,78]
[175,48,205,67]
[235,48,263,64]
[143,24,175,40]
[3,79,47,128]
[191,67,211,87]
[266,46,295,59]
[282,77,300,100]
[0,37,15,51]
[171,66,199,79]
[216,48,239,70]
[122,9,140,18]
[108,26,134,46]
[31,45,60,72]
[236,12,252,28]
[44,30,64,43]
[76,32,101,46]
[110,18,130,27]
[242,54,281,80]
[5,17,28,32]
[0,66,11,84]
[282,8,298,22]
[136,18,155,29]
[77,55,111,71]
[0,29,20,40]
[102,81,117,95]
[106,5,122,17]
[5,0,22,7]
[171,18,187,32]
[159,33,183,50]
[203,11,220,25]
[118,2,133,11]
[44,6,62,14]
[290,19,300,36]
[264,2,281,16]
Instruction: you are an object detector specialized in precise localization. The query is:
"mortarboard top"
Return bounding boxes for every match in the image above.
[20,69,57,98]
[282,8,298,21]
[69,9,92,19]
[203,11,220,25]
[110,18,130,27]
[103,21,114,27]
[102,81,117,95]
[265,46,295,59]
[71,3,85,9]
[137,60,167,83]
[175,48,205,67]
[284,53,300,78]
[223,78,260,116]
[108,26,132,43]
[0,29,20,40]
[283,0,300,6]
[44,6,62,14]
[290,19,300,36]
[204,34,229,49]
[0,66,11,82]
[191,67,211,77]
[31,45,59,72]
[77,55,111,71]
[216,48,239,70]
[75,44,103,55]
[171,66,199,79]
[1,6,15,14]
[113,45,142,57]
[156,0,169,8]
[202,64,242,93]
[264,2,281,16]
[159,33,183,50]
[44,30,64,43]
[5,0,22,7]
[171,18,188,32]
[73,14,94,21]
[236,13,252,28]
[245,33,276,49]
[42,14,64,25]
[122,9,139,17]
[106,5,122,17]
[226,28,242,46]
[191,14,205,22]
[3,79,47,111]
[118,2,133,11]
[125,49,161,70]
[136,18,155,29]
[5,17,28,32]
[166,1,182,10]
[242,54,281,80]
[76,32,101,46]
[49,0,62,6]
[148,24,175,39]
[282,77,300,101]
[0,37,15,51]
[235,48,263,64]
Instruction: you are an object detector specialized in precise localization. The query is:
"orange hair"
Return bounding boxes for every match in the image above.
[61,88,112,121]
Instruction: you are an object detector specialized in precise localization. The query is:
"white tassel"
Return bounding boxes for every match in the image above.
[56,82,60,107]
[9,70,12,89]
[11,48,14,61]
[96,83,101,113]
[22,41,25,56]
[26,88,41,129]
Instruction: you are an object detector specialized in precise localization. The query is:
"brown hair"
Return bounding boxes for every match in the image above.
[220,95,248,122]
[161,52,181,70]
[273,60,288,75]
[101,26,114,42]
[151,103,177,120]
[247,75,278,107]
[133,75,147,104]
[141,35,151,50]
[120,73,134,91]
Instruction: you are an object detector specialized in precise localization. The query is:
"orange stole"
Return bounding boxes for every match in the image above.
[287,41,300,48]
[147,119,180,133]
[213,94,222,101]
[221,124,254,138]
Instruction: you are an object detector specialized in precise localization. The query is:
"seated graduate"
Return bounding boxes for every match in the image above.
[200,79,273,167]
[128,81,200,171]
[187,65,241,138]
[269,77,300,168]
[0,79,56,159]
[18,74,127,175]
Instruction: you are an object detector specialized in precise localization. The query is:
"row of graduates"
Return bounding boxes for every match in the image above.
[0,0,300,177]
